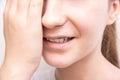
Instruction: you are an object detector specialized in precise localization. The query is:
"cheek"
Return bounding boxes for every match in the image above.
[66,5,109,38]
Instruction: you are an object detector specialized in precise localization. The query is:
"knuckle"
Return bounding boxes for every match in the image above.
[3,9,16,20]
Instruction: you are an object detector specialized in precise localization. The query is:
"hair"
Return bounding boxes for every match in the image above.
[101,0,120,68]
[102,23,120,68]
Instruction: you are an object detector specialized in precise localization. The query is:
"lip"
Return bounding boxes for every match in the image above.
[43,36,75,50]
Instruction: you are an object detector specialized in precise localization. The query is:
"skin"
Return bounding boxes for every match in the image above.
[42,0,120,80]
[0,0,120,80]
[42,0,111,68]
[0,0,43,79]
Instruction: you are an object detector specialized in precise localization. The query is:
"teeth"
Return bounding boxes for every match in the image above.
[46,38,71,43]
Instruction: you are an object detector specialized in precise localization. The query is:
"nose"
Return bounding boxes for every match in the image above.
[42,1,66,29]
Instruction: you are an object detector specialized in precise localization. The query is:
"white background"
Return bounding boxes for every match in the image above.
[0,0,120,67]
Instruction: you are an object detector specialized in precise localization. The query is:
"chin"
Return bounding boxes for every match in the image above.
[43,52,74,68]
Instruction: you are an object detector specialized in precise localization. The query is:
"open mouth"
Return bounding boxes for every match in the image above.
[43,37,74,43]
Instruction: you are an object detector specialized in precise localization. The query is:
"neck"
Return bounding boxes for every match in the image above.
[55,49,117,80]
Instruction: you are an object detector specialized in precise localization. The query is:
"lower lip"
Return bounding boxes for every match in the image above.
[43,38,74,50]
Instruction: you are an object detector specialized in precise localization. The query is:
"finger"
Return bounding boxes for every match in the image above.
[27,0,43,28]
[3,0,9,20]
[9,0,18,15]
[3,0,18,25]
[4,0,18,18]
[4,0,11,12]
[4,0,18,12]
[28,0,43,19]
[17,0,30,15]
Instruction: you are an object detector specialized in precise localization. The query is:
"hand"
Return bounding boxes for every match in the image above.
[0,0,43,79]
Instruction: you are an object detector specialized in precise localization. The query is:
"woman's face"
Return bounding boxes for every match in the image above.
[42,0,113,68]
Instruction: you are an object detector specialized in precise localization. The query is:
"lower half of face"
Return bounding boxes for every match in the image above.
[42,22,107,68]
[42,0,109,68]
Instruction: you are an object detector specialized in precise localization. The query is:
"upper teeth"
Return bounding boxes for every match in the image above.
[46,38,70,43]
